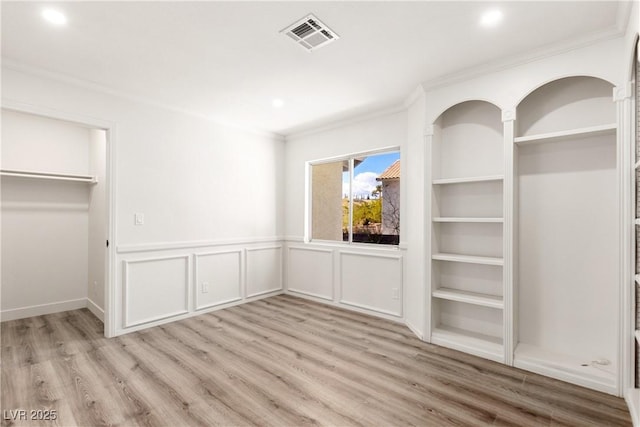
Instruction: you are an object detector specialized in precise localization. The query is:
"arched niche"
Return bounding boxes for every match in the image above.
[432,100,503,180]
[516,76,615,138]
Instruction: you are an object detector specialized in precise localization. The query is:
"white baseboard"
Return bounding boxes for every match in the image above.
[86,298,105,322]
[405,319,423,340]
[0,298,87,322]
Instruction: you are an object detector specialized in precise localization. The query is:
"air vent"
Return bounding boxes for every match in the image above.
[281,14,339,52]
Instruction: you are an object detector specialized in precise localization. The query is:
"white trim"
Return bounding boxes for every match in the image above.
[338,251,403,317]
[194,249,243,311]
[307,146,401,166]
[626,388,640,427]
[336,300,402,318]
[1,99,118,338]
[420,27,625,93]
[2,59,284,141]
[245,288,284,299]
[115,291,283,336]
[0,298,87,322]
[287,288,333,301]
[87,298,105,322]
[122,255,190,328]
[286,246,335,301]
[117,236,283,253]
[245,246,284,298]
[286,104,407,141]
[403,85,425,109]
[405,319,423,340]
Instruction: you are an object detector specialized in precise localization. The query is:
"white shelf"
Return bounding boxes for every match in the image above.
[635,159,640,170]
[514,123,616,145]
[636,219,640,226]
[432,175,504,185]
[432,253,504,266]
[0,169,97,184]
[514,343,616,395]
[431,326,503,363]
[635,274,640,286]
[433,217,503,223]
[432,288,503,309]
[635,330,640,345]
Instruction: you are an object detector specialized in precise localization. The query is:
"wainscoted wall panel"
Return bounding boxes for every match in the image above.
[116,239,285,335]
[123,255,190,328]
[194,250,242,310]
[340,251,403,317]
[246,246,283,297]
[287,247,334,300]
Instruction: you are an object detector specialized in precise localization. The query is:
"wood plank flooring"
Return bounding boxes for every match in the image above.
[1,294,632,426]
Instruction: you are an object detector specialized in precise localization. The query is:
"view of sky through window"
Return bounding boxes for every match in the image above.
[342,152,400,198]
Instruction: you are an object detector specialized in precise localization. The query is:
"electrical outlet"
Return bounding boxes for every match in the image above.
[202,282,209,293]
[392,288,399,300]
[134,213,144,225]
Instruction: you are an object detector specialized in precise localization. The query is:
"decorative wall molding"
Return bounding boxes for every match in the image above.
[339,251,403,317]
[245,246,283,298]
[423,125,435,137]
[287,246,334,301]
[194,249,243,311]
[117,236,284,253]
[122,255,190,328]
[614,82,633,101]
[502,109,517,122]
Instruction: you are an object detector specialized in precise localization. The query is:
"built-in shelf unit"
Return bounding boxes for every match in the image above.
[514,76,618,394]
[428,100,506,363]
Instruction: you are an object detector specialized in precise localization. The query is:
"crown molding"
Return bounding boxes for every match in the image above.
[285,102,407,142]
[420,25,625,93]
[1,59,285,142]
[402,85,425,109]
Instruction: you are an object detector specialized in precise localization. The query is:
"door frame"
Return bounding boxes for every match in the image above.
[2,100,118,337]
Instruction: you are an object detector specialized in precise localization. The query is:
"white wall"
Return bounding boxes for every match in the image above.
[403,92,427,337]
[2,65,285,335]
[284,111,407,319]
[1,110,91,318]
[88,129,107,316]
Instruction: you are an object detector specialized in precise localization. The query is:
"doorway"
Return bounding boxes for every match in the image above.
[0,106,115,337]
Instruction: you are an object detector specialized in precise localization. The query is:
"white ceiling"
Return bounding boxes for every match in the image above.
[1,1,629,136]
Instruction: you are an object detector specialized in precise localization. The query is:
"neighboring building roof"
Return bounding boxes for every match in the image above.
[377,160,400,181]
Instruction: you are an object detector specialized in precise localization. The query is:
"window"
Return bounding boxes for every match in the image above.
[309,148,400,245]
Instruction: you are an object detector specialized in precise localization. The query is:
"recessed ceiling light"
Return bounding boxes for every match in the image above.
[480,9,503,28]
[42,8,67,26]
[272,98,284,108]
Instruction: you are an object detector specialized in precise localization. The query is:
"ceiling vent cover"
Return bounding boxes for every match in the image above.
[281,14,339,52]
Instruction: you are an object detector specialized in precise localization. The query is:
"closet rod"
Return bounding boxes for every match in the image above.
[0,169,97,183]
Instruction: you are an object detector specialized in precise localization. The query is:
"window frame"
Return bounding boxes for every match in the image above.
[305,146,401,247]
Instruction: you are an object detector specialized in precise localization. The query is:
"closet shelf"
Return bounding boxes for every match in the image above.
[433,217,503,223]
[636,219,640,226]
[432,288,503,309]
[431,326,503,362]
[513,123,616,145]
[432,253,503,266]
[635,275,640,286]
[0,169,97,184]
[635,159,640,170]
[432,175,504,185]
[636,330,640,345]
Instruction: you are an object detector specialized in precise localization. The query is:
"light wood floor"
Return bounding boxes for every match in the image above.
[1,295,632,426]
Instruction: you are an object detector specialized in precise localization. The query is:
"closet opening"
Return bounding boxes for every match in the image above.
[1,108,113,337]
